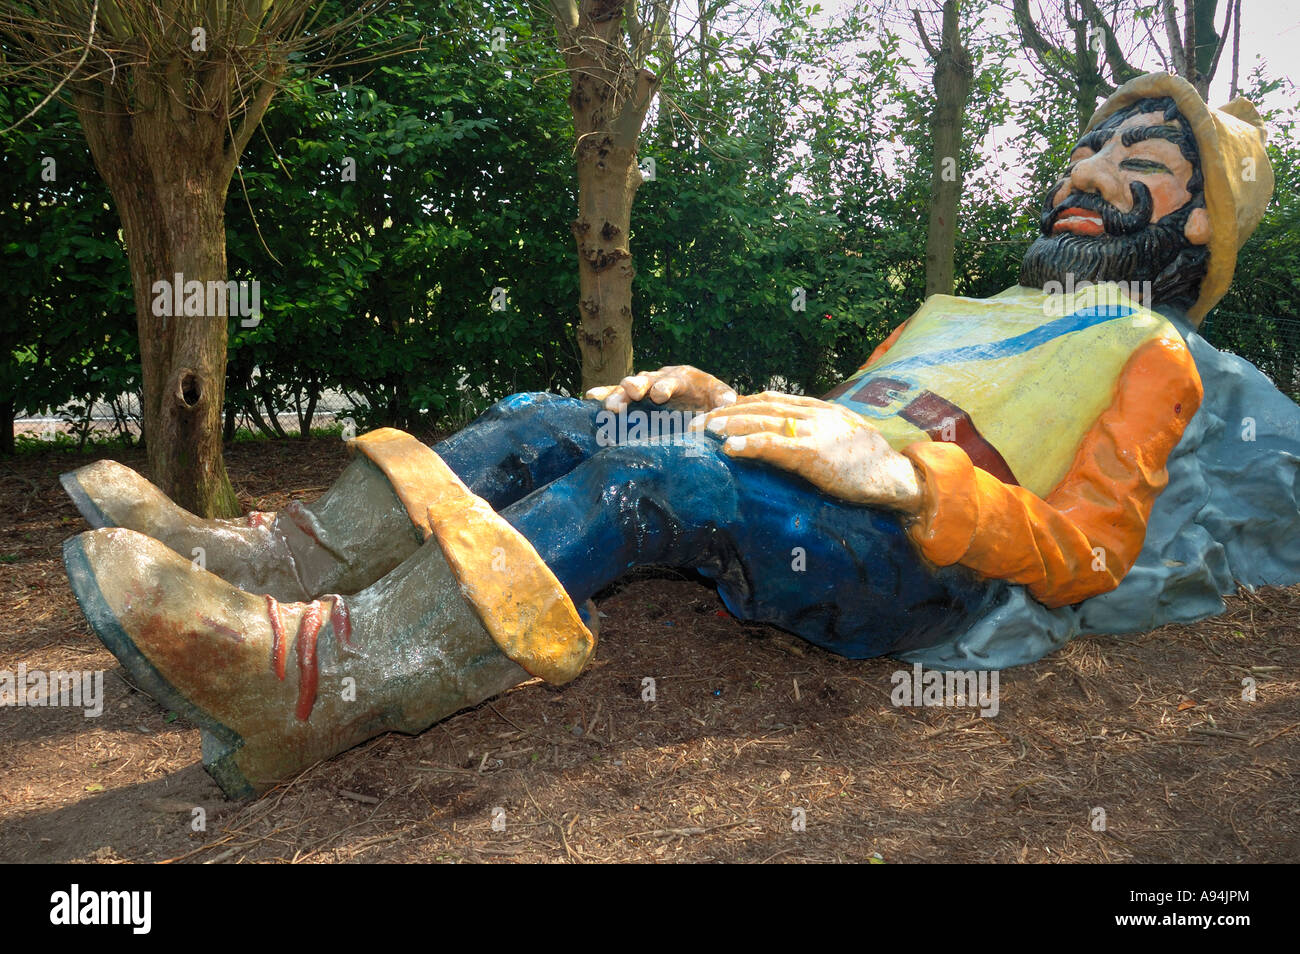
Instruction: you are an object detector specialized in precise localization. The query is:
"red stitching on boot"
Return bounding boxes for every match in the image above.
[295,600,324,721]
[284,500,322,544]
[328,595,353,652]
[266,595,288,680]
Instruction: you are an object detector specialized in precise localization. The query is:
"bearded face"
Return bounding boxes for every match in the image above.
[1019,98,1212,315]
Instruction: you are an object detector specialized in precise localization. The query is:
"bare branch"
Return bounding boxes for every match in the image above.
[1204,0,1237,90]
[2,0,100,134]
[1011,0,1079,92]
[1077,0,1141,85]
[1160,0,1188,76]
[912,8,941,62]
[222,68,281,181]
[1138,3,1172,72]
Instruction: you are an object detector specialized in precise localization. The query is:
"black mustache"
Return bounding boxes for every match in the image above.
[1041,182,1154,237]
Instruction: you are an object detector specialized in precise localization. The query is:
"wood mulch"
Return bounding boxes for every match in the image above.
[1,437,1296,863]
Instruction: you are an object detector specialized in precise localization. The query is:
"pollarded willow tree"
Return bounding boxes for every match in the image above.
[0,1,382,516]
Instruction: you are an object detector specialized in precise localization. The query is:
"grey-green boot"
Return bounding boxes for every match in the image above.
[60,429,438,601]
[62,446,596,798]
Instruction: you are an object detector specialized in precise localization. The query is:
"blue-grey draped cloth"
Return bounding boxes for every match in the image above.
[900,319,1300,670]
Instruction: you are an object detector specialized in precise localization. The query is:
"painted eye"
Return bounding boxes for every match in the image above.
[1120,159,1170,174]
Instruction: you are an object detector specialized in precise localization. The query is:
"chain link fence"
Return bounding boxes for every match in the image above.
[14,385,365,445]
[1198,312,1300,404]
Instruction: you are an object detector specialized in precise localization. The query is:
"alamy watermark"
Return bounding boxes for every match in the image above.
[1,665,103,717]
[150,272,261,327]
[890,663,999,717]
[49,884,150,934]
[1041,275,1152,317]
[595,408,706,456]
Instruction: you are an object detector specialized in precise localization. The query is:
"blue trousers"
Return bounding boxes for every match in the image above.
[433,393,997,658]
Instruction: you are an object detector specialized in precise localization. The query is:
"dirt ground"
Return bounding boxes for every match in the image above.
[1,437,1297,864]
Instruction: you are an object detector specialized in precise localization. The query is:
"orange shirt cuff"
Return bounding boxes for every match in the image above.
[900,441,979,567]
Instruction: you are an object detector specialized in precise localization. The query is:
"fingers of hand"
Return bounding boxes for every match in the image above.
[598,369,734,413]
[703,401,818,426]
[621,374,653,401]
[721,431,807,467]
[734,391,828,409]
[649,376,678,404]
[703,412,806,438]
[711,384,738,408]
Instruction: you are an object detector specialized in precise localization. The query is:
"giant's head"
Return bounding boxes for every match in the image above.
[1019,72,1274,325]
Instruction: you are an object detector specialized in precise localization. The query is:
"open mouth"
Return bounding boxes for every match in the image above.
[1051,207,1105,236]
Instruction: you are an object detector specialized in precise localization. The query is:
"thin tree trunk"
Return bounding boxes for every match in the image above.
[0,400,13,457]
[565,65,656,392]
[572,137,643,389]
[699,0,709,118]
[1230,0,1240,98]
[553,1,661,392]
[1184,0,1200,93]
[917,0,973,298]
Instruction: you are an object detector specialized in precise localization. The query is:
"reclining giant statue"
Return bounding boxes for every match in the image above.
[60,73,1300,796]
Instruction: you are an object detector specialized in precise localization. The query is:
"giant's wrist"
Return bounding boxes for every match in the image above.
[891,458,925,518]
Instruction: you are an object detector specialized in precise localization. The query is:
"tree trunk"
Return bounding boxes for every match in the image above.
[0,400,13,457]
[572,134,642,389]
[564,61,656,391]
[919,0,973,298]
[554,2,661,392]
[1229,0,1240,98]
[73,81,240,518]
[122,176,239,518]
[1076,75,1104,131]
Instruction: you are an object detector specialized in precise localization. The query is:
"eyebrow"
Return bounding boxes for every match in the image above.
[1119,123,1189,151]
[1071,121,1189,157]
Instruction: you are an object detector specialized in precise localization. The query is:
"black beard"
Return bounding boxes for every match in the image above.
[1019,182,1209,314]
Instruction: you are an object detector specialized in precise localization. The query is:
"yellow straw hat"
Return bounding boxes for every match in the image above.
[1085,72,1275,325]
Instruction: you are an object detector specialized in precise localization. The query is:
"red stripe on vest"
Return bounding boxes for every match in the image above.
[843,377,1020,485]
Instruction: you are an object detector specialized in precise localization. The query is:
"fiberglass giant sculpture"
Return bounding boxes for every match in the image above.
[60,73,1299,796]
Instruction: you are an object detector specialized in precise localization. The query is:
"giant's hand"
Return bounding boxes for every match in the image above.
[585,365,737,414]
[698,392,924,514]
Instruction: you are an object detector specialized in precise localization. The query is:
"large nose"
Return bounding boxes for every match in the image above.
[1058,151,1130,211]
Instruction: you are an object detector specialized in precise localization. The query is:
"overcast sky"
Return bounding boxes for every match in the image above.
[842,0,1298,108]
[797,1,1300,200]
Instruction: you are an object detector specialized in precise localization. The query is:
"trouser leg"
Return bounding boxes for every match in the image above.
[502,433,997,658]
[432,392,606,509]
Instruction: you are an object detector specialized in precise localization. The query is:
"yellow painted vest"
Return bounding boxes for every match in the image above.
[827,284,1183,497]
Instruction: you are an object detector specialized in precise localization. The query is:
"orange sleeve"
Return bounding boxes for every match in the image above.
[898,336,1203,608]
[863,319,911,368]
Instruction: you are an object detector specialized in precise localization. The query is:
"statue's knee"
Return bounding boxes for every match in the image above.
[590,437,727,487]
[481,391,578,427]
[491,391,562,415]
[477,392,599,453]
[586,439,739,532]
